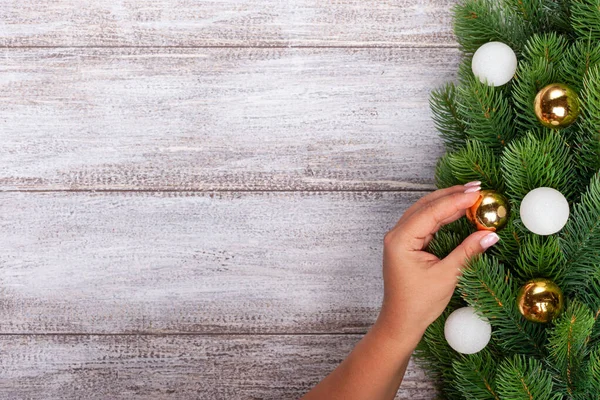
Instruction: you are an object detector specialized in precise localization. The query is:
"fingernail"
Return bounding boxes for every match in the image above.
[464,181,481,187]
[480,232,500,249]
[464,186,481,193]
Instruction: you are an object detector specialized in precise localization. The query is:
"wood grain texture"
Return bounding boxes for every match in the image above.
[0,0,455,47]
[0,2,450,395]
[0,334,437,399]
[0,190,425,334]
[0,47,458,191]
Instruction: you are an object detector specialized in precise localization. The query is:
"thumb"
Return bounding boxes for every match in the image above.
[439,230,500,275]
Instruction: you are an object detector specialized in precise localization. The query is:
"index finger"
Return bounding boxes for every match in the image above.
[395,189,482,251]
[398,183,479,225]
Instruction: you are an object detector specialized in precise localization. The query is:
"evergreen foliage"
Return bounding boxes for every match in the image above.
[547,301,596,397]
[416,0,600,398]
[448,140,505,190]
[561,173,600,322]
[456,79,516,150]
[430,83,468,151]
[495,355,559,400]
[488,214,524,266]
[589,347,600,392]
[501,129,576,201]
[571,0,600,40]
[515,234,566,283]
[458,255,546,357]
[452,350,499,399]
[453,1,527,54]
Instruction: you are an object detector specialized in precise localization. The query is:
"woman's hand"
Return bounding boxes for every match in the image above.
[376,182,500,344]
[303,183,500,400]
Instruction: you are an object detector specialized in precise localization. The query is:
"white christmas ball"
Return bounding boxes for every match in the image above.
[471,42,518,86]
[520,187,570,235]
[444,307,491,354]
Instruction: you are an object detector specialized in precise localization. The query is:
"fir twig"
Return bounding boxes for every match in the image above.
[559,39,600,92]
[489,213,525,266]
[435,153,462,189]
[501,130,576,202]
[453,350,500,399]
[589,346,600,393]
[458,255,546,357]
[495,355,560,400]
[547,300,596,397]
[573,64,600,190]
[447,140,505,190]
[561,173,600,318]
[457,78,517,150]
[453,0,529,55]
[515,234,567,284]
[430,83,468,152]
[571,0,600,40]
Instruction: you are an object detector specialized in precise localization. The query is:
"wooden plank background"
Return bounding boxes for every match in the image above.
[0,47,457,191]
[0,0,456,47]
[0,1,460,398]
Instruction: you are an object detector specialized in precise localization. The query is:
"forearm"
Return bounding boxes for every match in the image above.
[302,317,424,400]
[303,186,487,399]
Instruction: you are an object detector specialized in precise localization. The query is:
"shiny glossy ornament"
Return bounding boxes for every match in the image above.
[534,83,580,128]
[517,278,564,323]
[466,190,509,231]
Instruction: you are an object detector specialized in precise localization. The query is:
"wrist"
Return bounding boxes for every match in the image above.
[371,309,426,352]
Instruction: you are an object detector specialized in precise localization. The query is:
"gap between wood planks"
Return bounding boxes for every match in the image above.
[1,44,458,49]
[0,332,367,336]
[0,188,437,193]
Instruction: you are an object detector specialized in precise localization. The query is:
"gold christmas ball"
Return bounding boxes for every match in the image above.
[517,278,564,323]
[534,83,580,128]
[466,190,509,232]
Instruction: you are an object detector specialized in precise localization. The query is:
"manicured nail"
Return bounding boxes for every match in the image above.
[464,181,481,187]
[480,232,500,249]
[464,186,481,193]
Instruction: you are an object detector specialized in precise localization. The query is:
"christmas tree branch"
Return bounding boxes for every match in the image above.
[427,230,465,260]
[434,154,461,189]
[489,214,524,266]
[447,140,505,190]
[560,39,600,92]
[501,130,576,202]
[571,0,600,40]
[457,78,516,149]
[430,83,468,152]
[548,301,596,397]
[573,64,600,189]
[512,59,557,131]
[495,355,559,400]
[458,255,546,357]
[515,235,566,283]
[523,32,568,64]
[561,173,600,313]
[453,0,528,55]
[453,350,500,399]
[504,0,572,34]
[589,346,600,392]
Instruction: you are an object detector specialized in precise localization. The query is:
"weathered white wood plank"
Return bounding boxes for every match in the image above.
[0,190,426,334]
[0,334,437,399]
[0,0,455,47]
[0,47,458,191]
